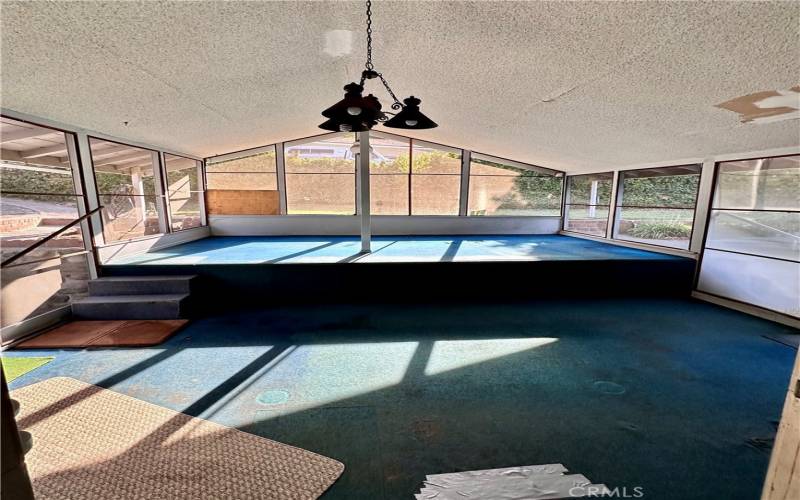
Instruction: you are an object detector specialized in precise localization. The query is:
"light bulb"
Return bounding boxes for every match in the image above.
[347,106,362,116]
[404,119,418,127]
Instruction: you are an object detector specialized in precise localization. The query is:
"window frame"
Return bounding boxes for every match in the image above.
[0,115,92,265]
[694,154,800,319]
[282,132,357,216]
[162,152,206,232]
[561,172,614,237]
[88,136,168,243]
[611,164,703,251]
[467,152,564,217]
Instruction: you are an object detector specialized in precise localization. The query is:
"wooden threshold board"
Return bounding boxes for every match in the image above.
[16,320,189,349]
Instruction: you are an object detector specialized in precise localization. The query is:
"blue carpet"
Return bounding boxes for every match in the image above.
[8,298,796,499]
[106,235,684,266]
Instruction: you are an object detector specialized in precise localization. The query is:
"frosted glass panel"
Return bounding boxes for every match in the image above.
[698,249,800,317]
[705,211,800,262]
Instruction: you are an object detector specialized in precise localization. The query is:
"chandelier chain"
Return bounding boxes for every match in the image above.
[378,73,402,109]
[365,0,374,70]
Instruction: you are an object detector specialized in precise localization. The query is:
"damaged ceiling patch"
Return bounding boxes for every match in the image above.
[716,86,800,124]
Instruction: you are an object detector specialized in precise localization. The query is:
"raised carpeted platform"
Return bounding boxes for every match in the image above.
[103,235,696,308]
[106,235,684,265]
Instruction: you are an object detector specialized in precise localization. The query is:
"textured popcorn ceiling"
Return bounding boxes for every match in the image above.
[1,1,798,173]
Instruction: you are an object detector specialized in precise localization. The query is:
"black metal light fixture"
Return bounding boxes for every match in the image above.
[319,0,438,132]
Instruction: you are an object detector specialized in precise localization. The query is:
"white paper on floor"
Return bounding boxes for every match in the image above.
[414,463,610,499]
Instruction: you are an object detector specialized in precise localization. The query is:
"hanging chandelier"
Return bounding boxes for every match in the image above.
[319,0,438,132]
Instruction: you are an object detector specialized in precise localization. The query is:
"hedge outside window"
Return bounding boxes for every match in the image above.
[613,165,701,250]
[468,154,562,216]
[564,172,613,236]
[284,133,356,215]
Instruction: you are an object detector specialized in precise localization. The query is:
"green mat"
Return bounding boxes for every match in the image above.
[2,356,53,382]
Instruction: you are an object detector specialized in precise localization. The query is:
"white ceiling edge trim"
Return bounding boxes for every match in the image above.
[0,108,203,161]
[568,145,800,176]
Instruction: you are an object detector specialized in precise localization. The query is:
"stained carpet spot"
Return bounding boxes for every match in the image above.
[256,389,290,405]
[593,381,626,395]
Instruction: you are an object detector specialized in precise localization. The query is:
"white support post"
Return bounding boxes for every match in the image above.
[276,142,287,214]
[690,159,717,253]
[459,150,471,216]
[588,180,598,217]
[357,131,371,252]
[606,171,622,239]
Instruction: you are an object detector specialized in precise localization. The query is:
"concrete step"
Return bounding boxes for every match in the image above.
[88,276,196,296]
[72,294,190,320]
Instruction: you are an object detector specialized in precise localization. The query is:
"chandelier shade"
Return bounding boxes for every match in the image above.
[319,83,385,132]
[318,0,437,132]
[382,96,437,130]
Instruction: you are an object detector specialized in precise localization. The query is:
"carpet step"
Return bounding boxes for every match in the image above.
[88,275,196,296]
[71,294,190,320]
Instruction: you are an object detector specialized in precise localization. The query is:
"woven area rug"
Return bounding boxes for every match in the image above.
[12,377,344,499]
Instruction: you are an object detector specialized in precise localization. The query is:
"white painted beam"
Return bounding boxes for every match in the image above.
[92,151,152,167]
[19,143,69,158]
[0,127,54,143]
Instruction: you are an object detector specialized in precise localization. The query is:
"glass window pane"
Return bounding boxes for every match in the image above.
[169,192,203,232]
[0,117,75,195]
[411,175,460,215]
[371,174,408,215]
[90,139,158,197]
[98,194,160,242]
[0,165,76,196]
[618,165,701,208]
[705,210,799,262]
[468,171,562,216]
[565,205,609,236]
[714,157,800,210]
[616,207,694,249]
[285,173,355,215]
[411,141,461,174]
[698,249,800,317]
[0,194,82,257]
[206,172,278,191]
[2,254,90,328]
[567,173,613,205]
[164,154,200,194]
[370,133,409,215]
[284,134,355,214]
[206,148,276,173]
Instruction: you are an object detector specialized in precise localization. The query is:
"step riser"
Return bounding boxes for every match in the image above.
[89,280,192,296]
[72,300,186,320]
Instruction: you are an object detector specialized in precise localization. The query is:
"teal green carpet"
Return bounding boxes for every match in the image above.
[8,298,796,499]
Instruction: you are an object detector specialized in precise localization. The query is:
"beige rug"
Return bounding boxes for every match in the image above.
[12,377,344,499]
